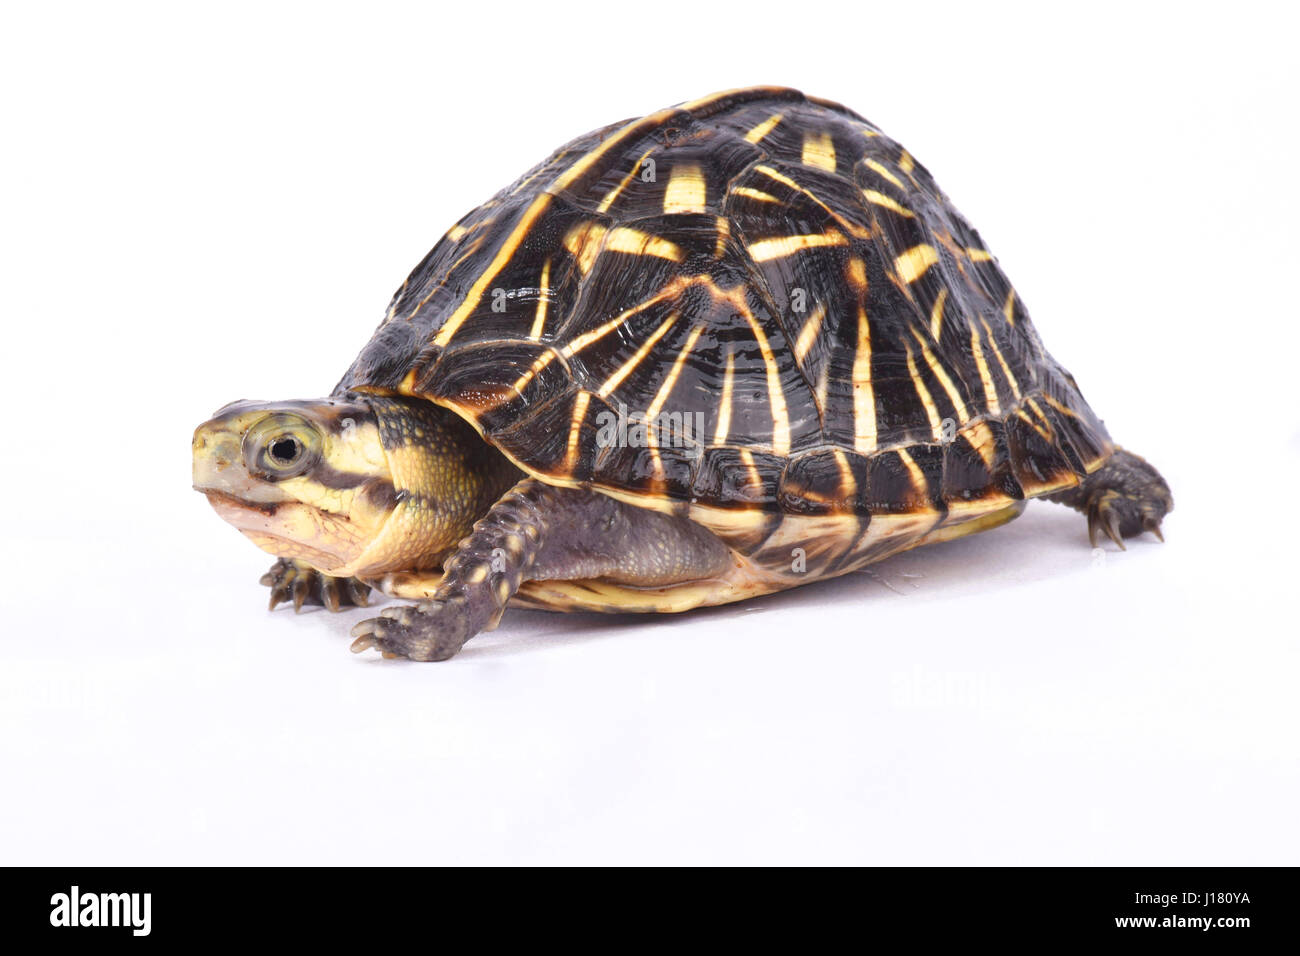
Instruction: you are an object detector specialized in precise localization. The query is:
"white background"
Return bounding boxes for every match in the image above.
[2,1,1297,865]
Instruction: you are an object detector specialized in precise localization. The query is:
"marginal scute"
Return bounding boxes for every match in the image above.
[1005,410,1080,497]
[778,449,867,515]
[693,447,783,509]
[865,444,947,515]
[338,86,1114,529]
[943,421,1024,503]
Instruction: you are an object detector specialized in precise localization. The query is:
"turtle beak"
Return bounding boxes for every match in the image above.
[191,412,284,505]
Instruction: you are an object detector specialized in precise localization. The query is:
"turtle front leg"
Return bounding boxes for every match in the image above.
[348,480,552,661]
[261,558,371,612]
[1048,448,1173,548]
[348,478,731,661]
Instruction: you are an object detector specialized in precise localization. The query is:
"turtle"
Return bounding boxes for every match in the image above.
[192,86,1172,662]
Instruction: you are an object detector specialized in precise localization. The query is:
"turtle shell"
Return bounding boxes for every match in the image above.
[339,86,1111,538]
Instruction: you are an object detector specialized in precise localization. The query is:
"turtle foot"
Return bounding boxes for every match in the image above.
[349,597,473,661]
[1049,448,1172,549]
[260,558,371,612]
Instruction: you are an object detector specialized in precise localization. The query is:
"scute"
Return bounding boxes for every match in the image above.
[338,86,1112,535]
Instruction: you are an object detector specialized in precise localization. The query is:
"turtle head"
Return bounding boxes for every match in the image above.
[192,394,519,577]
[192,397,397,574]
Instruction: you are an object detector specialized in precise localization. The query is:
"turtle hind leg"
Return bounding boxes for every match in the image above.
[1048,448,1173,549]
[261,558,371,612]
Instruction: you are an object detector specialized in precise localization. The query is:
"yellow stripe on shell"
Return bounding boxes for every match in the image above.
[793,302,827,363]
[845,255,867,291]
[852,307,877,453]
[801,131,837,171]
[861,189,915,217]
[832,448,858,501]
[408,233,488,319]
[969,322,1003,417]
[595,313,679,399]
[753,165,871,238]
[753,164,803,191]
[904,339,945,440]
[562,221,608,275]
[431,106,682,348]
[731,294,791,456]
[910,327,970,423]
[814,363,831,425]
[929,287,948,341]
[731,186,782,204]
[744,113,784,143]
[1042,394,1082,419]
[895,447,933,506]
[864,158,906,191]
[553,107,679,192]
[510,349,558,395]
[895,244,939,283]
[647,325,704,417]
[980,316,1022,398]
[1024,397,1055,441]
[529,259,551,340]
[663,163,708,214]
[960,419,998,469]
[1017,408,1053,443]
[747,231,848,262]
[597,146,656,213]
[430,194,553,346]
[714,350,735,445]
[605,227,685,262]
[565,391,591,470]
[737,448,761,494]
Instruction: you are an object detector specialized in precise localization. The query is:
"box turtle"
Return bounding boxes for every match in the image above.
[192,87,1172,661]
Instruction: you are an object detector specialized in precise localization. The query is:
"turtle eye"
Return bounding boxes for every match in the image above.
[244,414,321,480]
[268,435,303,466]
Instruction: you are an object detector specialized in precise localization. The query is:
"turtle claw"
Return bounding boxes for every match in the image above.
[320,577,341,613]
[344,578,370,608]
[1144,517,1165,542]
[348,631,399,660]
[260,558,371,613]
[268,580,292,611]
[1087,496,1127,551]
[291,576,311,612]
